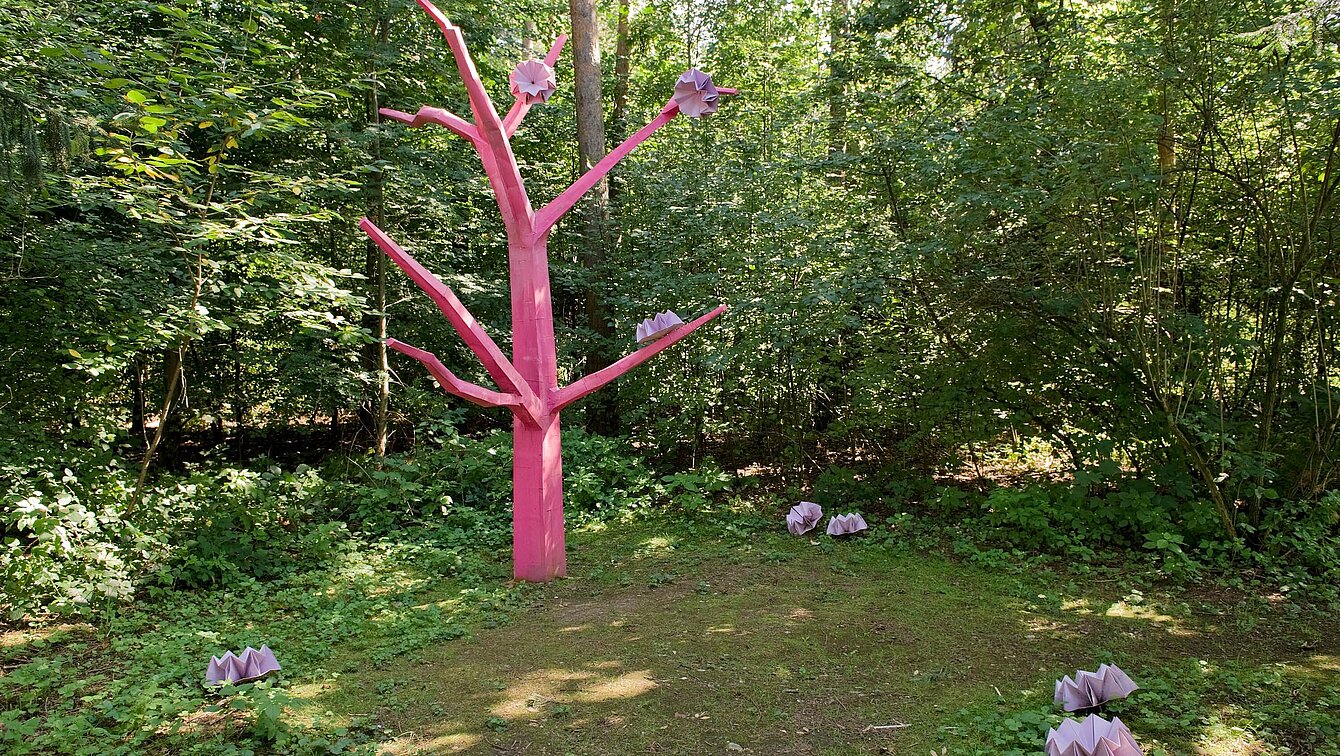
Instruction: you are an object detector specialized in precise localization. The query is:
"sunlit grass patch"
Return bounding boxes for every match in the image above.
[4,512,1335,755]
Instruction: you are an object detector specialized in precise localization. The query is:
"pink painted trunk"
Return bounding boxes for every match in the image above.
[509,234,566,581]
[512,411,566,580]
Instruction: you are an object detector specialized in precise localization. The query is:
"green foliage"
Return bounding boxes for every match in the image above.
[161,466,349,589]
[1,422,731,618]
[0,518,524,754]
[1,445,143,618]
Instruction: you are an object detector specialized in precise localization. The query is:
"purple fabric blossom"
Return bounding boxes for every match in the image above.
[787,501,824,535]
[1045,714,1142,756]
[206,645,281,688]
[673,68,720,117]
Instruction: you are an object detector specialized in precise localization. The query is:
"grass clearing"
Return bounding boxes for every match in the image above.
[291,518,1339,755]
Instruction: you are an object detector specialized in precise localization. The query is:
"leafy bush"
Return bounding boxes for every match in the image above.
[1,449,145,619]
[2,421,725,618]
[941,659,1340,754]
[0,528,514,755]
[159,465,348,589]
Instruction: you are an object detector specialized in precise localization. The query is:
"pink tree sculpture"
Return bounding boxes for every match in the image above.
[363,0,736,581]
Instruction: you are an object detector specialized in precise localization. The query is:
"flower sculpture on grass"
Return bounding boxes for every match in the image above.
[673,68,720,117]
[1054,664,1140,712]
[826,513,868,536]
[510,59,557,104]
[787,501,824,535]
[1045,714,1142,756]
[205,645,281,688]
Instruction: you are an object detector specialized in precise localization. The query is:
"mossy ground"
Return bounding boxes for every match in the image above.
[291,519,1339,755]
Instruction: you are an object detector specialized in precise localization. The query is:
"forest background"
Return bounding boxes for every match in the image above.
[5,0,1338,603]
[3,0,1340,752]
[1,0,1339,707]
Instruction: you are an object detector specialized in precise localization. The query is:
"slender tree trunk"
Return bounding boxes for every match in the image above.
[569,0,619,435]
[827,0,848,160]
[361,10,391,456]
[131,346,184,511]
[231,327,245,459]
[1157,0,1176,180]
[130,358,145,439]
[1022,0,1054,94]
[611,0,632,147]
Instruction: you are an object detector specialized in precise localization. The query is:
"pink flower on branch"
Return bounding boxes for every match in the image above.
[673,68,720,117]
[510,59,557,104]
[636,310,685,344]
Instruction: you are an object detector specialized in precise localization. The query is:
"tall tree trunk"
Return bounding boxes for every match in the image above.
[611,0,632,147]
[231,327,245,459]
[130,358,145,439]
[361,10,391,456]
[1157,0,1176,179]
[131,346,184,511]
[827,0,848,160]
[569,0,619,435]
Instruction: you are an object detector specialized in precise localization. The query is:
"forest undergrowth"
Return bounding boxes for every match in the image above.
[2,426,1336,754]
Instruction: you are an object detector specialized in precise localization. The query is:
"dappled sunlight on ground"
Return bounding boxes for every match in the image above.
[0,624,76,651]
[636,536,678,553]
[1059,597,1101,614]
[1103,599,1180,626]
[381,731,482,754]
[1192,704,1269,756]
[1195,733,1265,755]
[1304,652,1338,672]
[489,665,658,718]
[280,526,1338,755]
[788,607,815,621]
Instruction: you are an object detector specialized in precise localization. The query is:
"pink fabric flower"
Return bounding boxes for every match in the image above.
[511,59,557,104]
[673,68,719,117]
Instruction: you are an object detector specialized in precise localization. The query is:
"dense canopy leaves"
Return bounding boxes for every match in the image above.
[2,0,1338,605]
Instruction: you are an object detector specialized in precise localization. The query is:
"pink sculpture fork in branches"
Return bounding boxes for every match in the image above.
[362,0,737,581]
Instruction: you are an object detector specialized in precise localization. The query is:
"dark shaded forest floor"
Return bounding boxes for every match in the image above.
[289,521,1340,755]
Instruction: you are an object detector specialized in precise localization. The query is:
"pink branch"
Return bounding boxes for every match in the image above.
[549,305,728,412]
[380,106,479,143]
[531,89,737,239]
[533,101,679,239]
[503,34,568,137]
[416,0,535,230]
[360,218,544,423]
[387,338,524,410]
[416,0,501,132]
